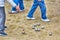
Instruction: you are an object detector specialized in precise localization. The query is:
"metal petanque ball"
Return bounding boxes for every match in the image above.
[22,29,25,34]
[49,32,52,36]
[41,26,45,29]
[35,28,40,31]
[32,24,37,29]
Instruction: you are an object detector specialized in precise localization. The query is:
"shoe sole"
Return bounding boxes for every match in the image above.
[27,17,35,20]
[27,18,35,20]
[8,11,18,14]
[0,34,7,36]
[41,19,50,22]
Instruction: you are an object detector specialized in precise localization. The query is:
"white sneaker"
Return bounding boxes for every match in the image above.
[20,10,24,11]
[26,17,35,20]
[8,11,18,14]
[19,9,25,12]
[41,18,50,22]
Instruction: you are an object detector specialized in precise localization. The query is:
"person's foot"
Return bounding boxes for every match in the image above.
[8,10,18,14]
[26,17,35,20]
[41,18,50,22]
[19,9,25,12]
[0,31,7,36]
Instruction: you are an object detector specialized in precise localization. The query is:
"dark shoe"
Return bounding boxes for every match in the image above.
[0,31,7,36]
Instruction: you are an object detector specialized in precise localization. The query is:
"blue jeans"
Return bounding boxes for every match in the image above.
[12,0,24,11]
[27,0,47,19]
[0,7,6,31]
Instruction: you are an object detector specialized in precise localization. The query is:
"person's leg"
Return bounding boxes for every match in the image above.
[19,0,24,10]
[0,7,7,36]
[39,1,47,19]
[12,0,19,11]
[9,0,19,14]
[27,2,38,18]
[39,1,50,21]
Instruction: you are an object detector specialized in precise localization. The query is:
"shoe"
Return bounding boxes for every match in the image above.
[26,17,35,20]
[0,31,7,36]
[41,18,50,22]
[20,10,24,12]
[19,9,25,12]
[8,10,18,14]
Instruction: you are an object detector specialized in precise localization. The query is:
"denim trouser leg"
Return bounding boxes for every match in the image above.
[27,3,38,18]
[12,0,19,11]
[0,7,6,31]
[39,1,47,19]
[19,0,24,10]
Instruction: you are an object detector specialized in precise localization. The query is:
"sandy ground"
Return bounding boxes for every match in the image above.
[0,0,60,40]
